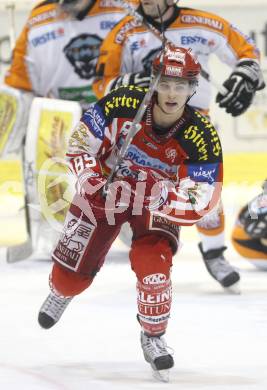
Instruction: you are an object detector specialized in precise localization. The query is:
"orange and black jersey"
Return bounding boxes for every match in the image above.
[4,0,139,105]
[67,86,223,225]
[94,5,260,110]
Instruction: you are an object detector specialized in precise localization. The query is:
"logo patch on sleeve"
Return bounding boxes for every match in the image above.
[82,104,106,140]
[188,163,219,184]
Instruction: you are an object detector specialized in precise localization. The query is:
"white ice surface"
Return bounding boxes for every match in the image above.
[0,242,267,390]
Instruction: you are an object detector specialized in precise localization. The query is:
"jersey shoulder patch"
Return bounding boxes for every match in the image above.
[179,7,227,32]
[179,108,222,163]
[100,85,146,118]
[28,1,58,28]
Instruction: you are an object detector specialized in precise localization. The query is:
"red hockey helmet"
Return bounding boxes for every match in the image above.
[152,45,201,81]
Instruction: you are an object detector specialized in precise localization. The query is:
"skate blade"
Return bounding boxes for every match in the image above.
[223,281,241,295]
[152,369,170,383]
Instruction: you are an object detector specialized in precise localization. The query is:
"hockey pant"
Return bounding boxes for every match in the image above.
[50,195,179,336]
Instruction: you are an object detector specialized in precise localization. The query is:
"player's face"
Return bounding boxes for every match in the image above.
[141,0,173,18]
[156,77,191,115]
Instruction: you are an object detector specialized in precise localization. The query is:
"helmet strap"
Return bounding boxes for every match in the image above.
[185,90,196,104]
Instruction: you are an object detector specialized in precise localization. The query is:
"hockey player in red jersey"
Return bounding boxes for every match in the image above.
[93,0,266,289]
[38,44,223,381]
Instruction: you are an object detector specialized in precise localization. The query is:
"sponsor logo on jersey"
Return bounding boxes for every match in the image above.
[138,289,171,304]
[125,144,177,174]
[69,122,90,149]
[181,14,223,31]
[194,111,222,158]
[181,35,215,46]
[104,93,140,115]
[150,214,180,247]
[143,273,167,285]
[188,163,218,184]
[31,28,65,47]
[82,104,106,140]
[130,38,147,52]
[64,34,102,79]
[54,216,95,271]
[27,10,57,27]
[165,147,177,163]
[138,312,170,322]
[116,161,139,180]
[184,125,209,161]
[183,112,222,161]
[165,65,182,77]
[100,21,117,30]
[115,19,141,44]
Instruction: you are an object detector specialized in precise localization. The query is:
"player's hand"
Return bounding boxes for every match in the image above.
[216,60,265,117]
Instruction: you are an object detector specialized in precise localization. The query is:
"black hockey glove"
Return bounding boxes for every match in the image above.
[108,71,151,92]
[216,60,266,117]
[240,182,267,239]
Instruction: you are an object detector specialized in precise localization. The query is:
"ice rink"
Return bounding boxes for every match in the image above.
[0,230,267,390]
[0,0,266,386]
[0,117,266,389]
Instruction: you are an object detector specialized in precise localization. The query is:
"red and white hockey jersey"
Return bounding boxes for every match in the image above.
[67,85,223,226]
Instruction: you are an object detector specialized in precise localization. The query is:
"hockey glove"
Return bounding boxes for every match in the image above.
[216,60,266,117]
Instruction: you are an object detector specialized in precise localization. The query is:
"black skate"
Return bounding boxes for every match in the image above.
[199,243,240,292]
[140,331,174,382]
[38,291,73,329]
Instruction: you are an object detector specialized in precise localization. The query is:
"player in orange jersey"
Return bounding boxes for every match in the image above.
[232,180,267,270]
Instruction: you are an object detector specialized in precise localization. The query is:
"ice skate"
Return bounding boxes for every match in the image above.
[199,243,240,291]
[38,290,73,329]
[140,331,174,382]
